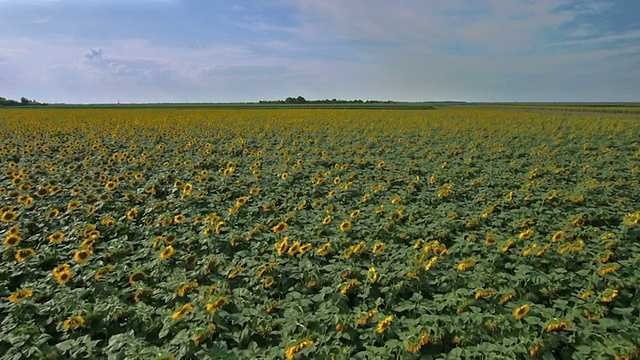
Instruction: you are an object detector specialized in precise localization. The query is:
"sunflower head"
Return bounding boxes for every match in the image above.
[513,304,530,320]
[160,246,175,260]
[1,210,18,223]
[15,248,35,262]
[104,181,117,191]
[339,220,352,232]
[4,234,21,247]
[63,316,85,330]
[48,231,65,244]
[56,270,72,284]
[8,289,33,303]
[74,249,92,263]
[129,271,146,285]
[272,221,288,234]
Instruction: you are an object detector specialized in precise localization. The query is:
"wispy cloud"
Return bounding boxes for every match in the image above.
[545,29,640,47]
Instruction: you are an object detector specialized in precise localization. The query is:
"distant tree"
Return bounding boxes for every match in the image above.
[21,97,28,105]
[295,96,306,104]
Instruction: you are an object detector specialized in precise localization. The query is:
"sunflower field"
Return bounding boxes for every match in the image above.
[1,108,639,360]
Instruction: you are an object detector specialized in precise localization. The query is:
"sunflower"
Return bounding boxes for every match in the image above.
[63,316,85,330]
[367,267,378,283]
[284,339,313,360]
[227,267,245,279]
[499,291,516,304]
[8,289,33,303]
[1,209,18,223]
[513,304,530,320]
[95,265,116,280]
[171,303,194,320]
[126,208,138,220]
[484,235,497,246]
[235,196,248,206]
[500,239,514,253]
[67,200,82,212]
[316,242,331,256]
[164,234,177,244]
[74,249,92,263]
[376,315,393,333]
[173,214,186,223]
[35,188,48,198]
[263,277,275,289]
[299,243,313,255]
[15,248,35,262]
[546,320,571,332]
[340,220,351,232]
[129,271,146,285]
[356,309,378,325]
[521,243,538,257]
[601,289,619,302]
[104,181,117,191]
[206,296,230,313]
[368,242,384,255]
[176,282,199,297]
[214,221,224,234]
[48,231,65,244]
[4,233,21,247]
[551,230,564,242]
[249,187,260,195]
[281,240,299,255]
[56,270,72,284]
[101,216,115,226]
[86,205,96,216]
[272,221,288,234]
[424,256,438,271]
[457,258,476,271]
[17,194,31,205]
[160,246,175,260]
[339,279,361,294]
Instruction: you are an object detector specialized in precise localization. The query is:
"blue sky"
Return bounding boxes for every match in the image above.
[1,0,639,103]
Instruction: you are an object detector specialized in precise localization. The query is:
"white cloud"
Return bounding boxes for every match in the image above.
[545,29,640,47]
[84,47,103,59]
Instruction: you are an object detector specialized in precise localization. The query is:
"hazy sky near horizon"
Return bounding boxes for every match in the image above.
[1,0,639,103]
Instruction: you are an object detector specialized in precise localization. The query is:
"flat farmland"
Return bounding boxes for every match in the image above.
[1,108,639,359]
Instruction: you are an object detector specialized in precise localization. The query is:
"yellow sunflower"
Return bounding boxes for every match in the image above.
[128,271,146,285]
[74,249,92,263]
[15,248,35,262]
[63,316,85,330]
[4,233,21,247]
[171,303,194,320]
[8,289,33,303]
[376,315,393,333]
[160,246,175,260]
[339,220,352,232]
[272,221,288,234]
[104,181,117,191]
[1,209,18,223]
[513,304,530,320]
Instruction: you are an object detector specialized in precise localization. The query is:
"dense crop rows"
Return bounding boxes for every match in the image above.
[1,108,639,359]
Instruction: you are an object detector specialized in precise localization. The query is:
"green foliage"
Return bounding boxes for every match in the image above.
[0,108,639,359]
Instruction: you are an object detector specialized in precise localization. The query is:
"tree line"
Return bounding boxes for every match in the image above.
[0,96,47,107]
[259,96,397,104]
